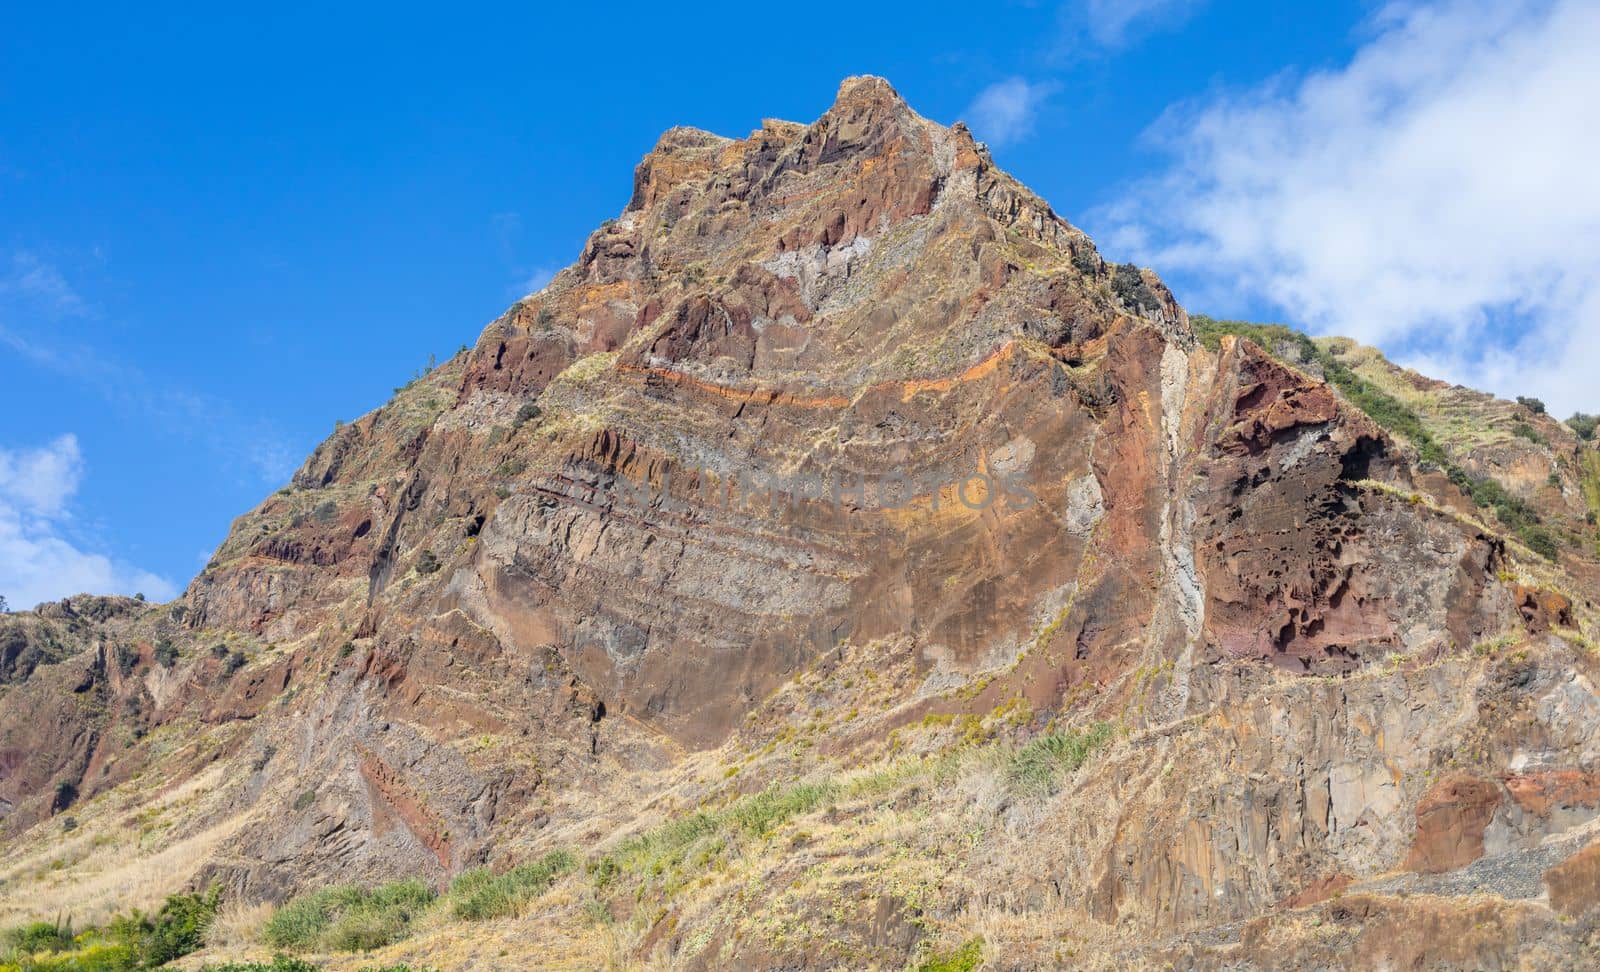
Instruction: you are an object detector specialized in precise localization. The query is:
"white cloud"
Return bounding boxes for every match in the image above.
[0,436,176,611]
[963,78,1060,147]
[1097,0,1600,416]
[0,432,82,518]
[1080,0,1204,47]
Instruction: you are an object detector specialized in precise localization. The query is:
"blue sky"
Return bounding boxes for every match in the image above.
[3,1,1597,608]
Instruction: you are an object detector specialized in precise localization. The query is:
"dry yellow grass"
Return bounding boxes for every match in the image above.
[0,762,254,926]
[204,899,274,952]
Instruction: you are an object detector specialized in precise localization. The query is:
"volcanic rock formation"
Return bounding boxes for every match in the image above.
[4,77,1600,970]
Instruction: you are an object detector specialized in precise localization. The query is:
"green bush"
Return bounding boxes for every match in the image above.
[52,780,77,811]
[1520,526,1562,561]
[1566,412,1599,441]
[4,939,136,971]
[1,890,218,971]
[915,938,984,972]
[1516,395,1546,415]
[512,403,542,429]
[3,919,75,956]
[1512,421,1547,446]
[153,641,179,669]
[108,887,220,967]
[1111,263,1161,314]
[447,850,575,920]
[263,880,435,953]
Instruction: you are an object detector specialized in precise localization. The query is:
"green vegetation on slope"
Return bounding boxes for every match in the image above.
[243,721,1117,962]
[1568,413,1599,441]
[1191,316,1560,560]
[914,937,984,972]
[197,960,431,972]
[1006,723,1115,799]
[0,889,218,972]
[259,851,578,954]
[447,850,574,921]
[262,880,435,953]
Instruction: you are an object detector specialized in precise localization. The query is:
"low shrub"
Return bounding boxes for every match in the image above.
[1566,412,1598,440]
[1,889,219,971]
[2,919,75,957]
[263,880,435,953]
[112,888,220,966]
[1111,263,1161,314]
[1512,421,1547,446]
[512,403,542,429]
[197,958,320,972]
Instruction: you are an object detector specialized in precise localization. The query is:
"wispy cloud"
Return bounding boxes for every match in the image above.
[0,435,176,609]
[963,77,1061,147]
[1096,0,1600,416]
[0,251,297,484]
[1078,0,1205,48]
[0,251,88,316]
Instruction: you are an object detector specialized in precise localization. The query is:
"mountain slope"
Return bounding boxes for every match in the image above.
[4,78,1600,970]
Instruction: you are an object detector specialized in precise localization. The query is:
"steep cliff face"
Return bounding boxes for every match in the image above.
[4,78,1600,969]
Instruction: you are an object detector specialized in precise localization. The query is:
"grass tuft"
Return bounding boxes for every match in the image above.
[1006,723,1114,799]
[915,937,984,972]
[447,850,574,921]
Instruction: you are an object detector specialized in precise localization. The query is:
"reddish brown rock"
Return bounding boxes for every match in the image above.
[1278,872,1354,909]
[1513,584,1574,633]
[1505,769,1600,817]
[1403,774,1502,873]
[1544,841,1600,917]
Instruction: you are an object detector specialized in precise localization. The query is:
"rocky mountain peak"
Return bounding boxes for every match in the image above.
[4,77,1599,971]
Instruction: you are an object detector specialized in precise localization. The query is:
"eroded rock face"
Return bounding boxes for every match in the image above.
[3,76,1599,967]
[1404,774,1503,873]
